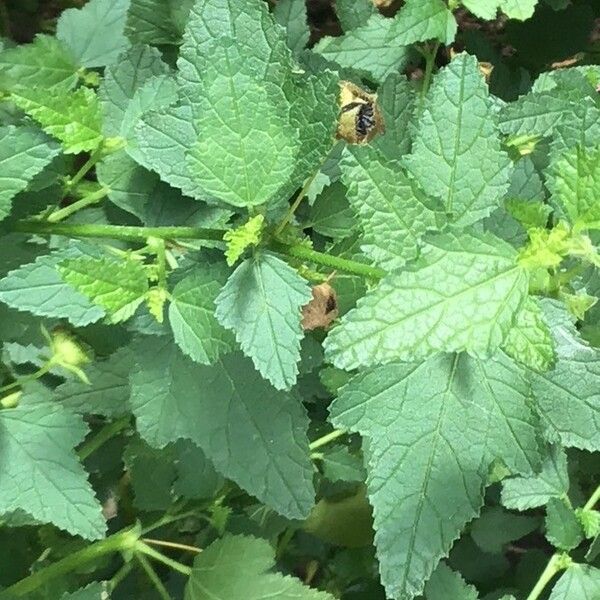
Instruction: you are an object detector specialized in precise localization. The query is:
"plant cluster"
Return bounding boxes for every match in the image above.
[0,0,599,599]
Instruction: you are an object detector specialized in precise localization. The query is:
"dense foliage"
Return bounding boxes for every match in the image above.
[0,0,599,598]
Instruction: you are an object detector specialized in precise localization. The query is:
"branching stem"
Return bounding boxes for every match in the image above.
[48,186,109,223]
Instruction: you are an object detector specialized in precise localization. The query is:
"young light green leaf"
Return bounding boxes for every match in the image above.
[168,261,234,364]
[546,497,584,550]
[58,256,149,323]
[330,352,539,599]
[425,562,479,600]
[0,403,106,540]
[393,0,457,46]
[185,535,334,600]
[549,565,600,600]
[54,347,133,417]
[11,86,103,154]
[502,297,555,372]
[223,215,265,267]
[461,0,538,20]
[325,232,528,370]
[0,243,105,326]
[274,0,310,55]
[502,445,569,510]
[550,146,600,231]
[0,34,78,92]
[130,341,315,519]
[56,0,131,68]
[314,14,411,82]
[215,252,312,390]
[404,53,512,227]
[531,301,600,452]
[335,0,375,31]
[341,147,441,270]
[0,125,60,222]
[186,40,298,208]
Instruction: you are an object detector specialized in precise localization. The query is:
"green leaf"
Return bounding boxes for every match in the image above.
[461,0,539,20]
[531,301,600,451]
[330,352,539,599]
[186,40,298,208]
[545,497,584,550]
[274,0,310,55]
[172,440,223,500]
[130,341,315,519]
[168,261,234,364]
[502,297,555,372]
[470,507,540,553]
[393,0,457,46]
[11,86,103,154]
[308,182,357,240]
[325,232,529,370]
[54,347,133,417]
[321,447,366,483]
[0,125,60,222]
[126,0,186,45]
[58,256,149,323]
[549,565,600,600]
[314,14,411,82]
[341,148,441,270]
[0,243,105,326]
[0,34,78,92]
[61,582,109,599]
[335,0,376,31]
[550,146,600,231]
[502,445,569,510]
[124,436,176,511]
[215,252,312,390]
[0,403,105,540]
[224,215,265,267]
[425,562,479,600]
[56,0,131,68]
[99,44,170,137]
[405,53,512,227]
[185,534,334,600]
[370,73,416,161]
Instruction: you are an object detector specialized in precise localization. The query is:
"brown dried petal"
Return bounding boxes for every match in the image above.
[301,283,338,331]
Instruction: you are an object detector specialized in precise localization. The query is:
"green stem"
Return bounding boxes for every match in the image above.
[309,429,346,451]
[419,42,440,109]
[47,187,109,223]
[525,553,569,600]
[67,145,106,191]
[274,171,320,236]
[78,416,131,461]
[14,221,227,243]
[136,542,192,576]
[141,508,201,535]
[0,359,54,395]
[109,562,133,592]
[136,553,172,600]
[14,221,386,280]
[583,484,600,511]
[0,528,140,598]
[270,241,385,279]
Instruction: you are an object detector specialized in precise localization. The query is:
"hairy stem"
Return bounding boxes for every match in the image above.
[419,41,440,109]
[14,221,386,279]
[0,528,140,598]
[0,359,54,395]
[67,145,106,191]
